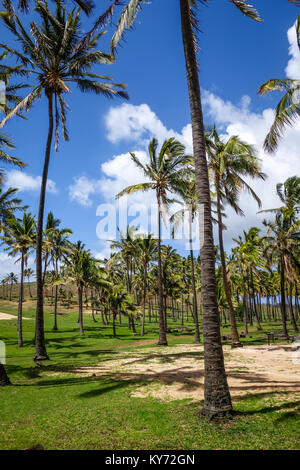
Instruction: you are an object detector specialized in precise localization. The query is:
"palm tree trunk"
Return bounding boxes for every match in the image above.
[0,363,10,386]
[180,0,232,418]
[189,214,201,343]
[141,264,147,336]
[157,193,168,345]
[28,277,32,298]
[112,313,116,338]
[216,181,242,347]
[289,281,298,333]
[53,259,58,331]
[78,285,84,336]
[34,94,54,361]
[18,253,25,348]
[279,260,289,339]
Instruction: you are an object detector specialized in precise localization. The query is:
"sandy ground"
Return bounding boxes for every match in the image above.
[72,343,300,402]
[0,312,31,320]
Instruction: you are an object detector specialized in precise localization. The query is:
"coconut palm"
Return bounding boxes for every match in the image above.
[49,227,72,330]
[0,212,36,346]
[7,272,18,301]
[42,212,61,285]
[258,14,300,152]
[116,137,191,346]
[24,267,34,298]
[136,233,157,336]
[206,127,265,347]
[0,1,128,360]
[107,284,136,338]
[0,186,27,233]
[6,0,94,15]
[170,175,201,343]
[263,211,300,336]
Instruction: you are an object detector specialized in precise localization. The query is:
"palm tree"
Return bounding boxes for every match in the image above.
[7,272,18,301]
[0,132,25,183]
[2,0,94,15]
[170,175,201,343]
[0,213,36,347]
[263,213,300,337]
[107,284,136,338]
[116,137,191,346]
[0,186,27,232]
[50,227,72,330]
[42,212,61,285]
[206,127,265,347]
[258,14,300,152]
[110,226,139,332]
[136,233,157,336]
[64,241,94,336]
[0,1,128,361]
[24,267,34,298]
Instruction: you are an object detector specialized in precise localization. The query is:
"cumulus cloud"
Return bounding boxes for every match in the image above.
[105,103,193,153]
[285,21,300,79]
[68,175,102,208]
[4,170,58,194]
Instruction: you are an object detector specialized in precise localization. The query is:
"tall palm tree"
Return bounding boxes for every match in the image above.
[42,212,61,285]
[7,272,18,301]
[206,127,265,347]
[50,227,72,330]
[0,1,128,361]
[136,233,157,336]
[263,212,300,337]
[24,267,34,298]
[63,241,94,336]
[0,213,36,347]
[116,137,191,346]
[110,225,139,331]
[170,175,201,343]
[258,13,300,152]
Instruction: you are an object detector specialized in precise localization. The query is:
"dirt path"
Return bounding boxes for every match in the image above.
[72,343,300,402]
[0,313,31,320]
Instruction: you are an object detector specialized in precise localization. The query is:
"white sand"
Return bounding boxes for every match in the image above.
[0,312,31,320]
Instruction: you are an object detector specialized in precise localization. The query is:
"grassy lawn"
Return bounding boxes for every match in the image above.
[0,299,299,450]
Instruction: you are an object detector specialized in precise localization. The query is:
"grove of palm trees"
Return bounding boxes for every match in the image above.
[0,0,299,453]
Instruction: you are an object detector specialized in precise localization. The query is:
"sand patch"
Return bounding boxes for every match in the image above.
[0,312,31,320]
[72,344,300,402]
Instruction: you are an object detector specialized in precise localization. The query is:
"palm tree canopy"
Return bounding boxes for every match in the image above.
[0,186,27,230]
[115,137,192,213]
[0,1,129,150]
[0,212,36,260]
[206,127,266,215]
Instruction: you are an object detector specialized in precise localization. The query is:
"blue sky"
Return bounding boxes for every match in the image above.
[1,0,300,273]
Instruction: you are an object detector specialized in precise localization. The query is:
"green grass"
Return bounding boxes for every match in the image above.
[0,300,299,450]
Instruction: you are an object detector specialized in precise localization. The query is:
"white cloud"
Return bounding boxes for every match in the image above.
[285,21,300,79]
[0,253,35,279]
[68,175,102,208]
[105,102,193,153]
[4,170,58,194]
